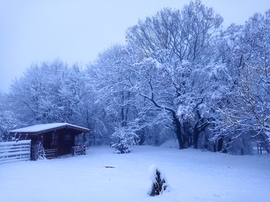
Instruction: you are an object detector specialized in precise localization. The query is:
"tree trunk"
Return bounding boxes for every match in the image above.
[193,126,199,149]
[172,112,184,149]
[192,115,211,149]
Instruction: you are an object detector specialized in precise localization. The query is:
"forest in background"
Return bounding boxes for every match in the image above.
[0,0,269,155]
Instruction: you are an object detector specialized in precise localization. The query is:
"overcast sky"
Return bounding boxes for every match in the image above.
[1,0,270,92]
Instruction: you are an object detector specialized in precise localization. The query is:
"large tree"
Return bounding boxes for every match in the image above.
[125,0,223,148]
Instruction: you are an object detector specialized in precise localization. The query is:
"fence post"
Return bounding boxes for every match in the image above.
[257,141,263,155]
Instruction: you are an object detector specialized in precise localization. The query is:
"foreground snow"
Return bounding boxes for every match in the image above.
[0,141,269,202]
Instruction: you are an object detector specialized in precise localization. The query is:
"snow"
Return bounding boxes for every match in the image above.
[0,141,269,202]
[0,139,30,146]
[148,164,168,185]
[148,164,160,182]
[10,123,89,133]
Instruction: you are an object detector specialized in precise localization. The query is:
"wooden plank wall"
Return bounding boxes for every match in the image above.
[0,140,31,163]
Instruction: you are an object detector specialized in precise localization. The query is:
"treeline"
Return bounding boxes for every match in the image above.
[1,0,269,154]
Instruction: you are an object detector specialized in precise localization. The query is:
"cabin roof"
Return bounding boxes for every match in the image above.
[10,123,90,135]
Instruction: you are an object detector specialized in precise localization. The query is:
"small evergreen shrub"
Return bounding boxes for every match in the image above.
[111,139,131,154]
[111,127,139,154]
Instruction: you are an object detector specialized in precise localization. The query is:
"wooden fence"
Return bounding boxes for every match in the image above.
[0,140,31,163]
[44,148,58,159]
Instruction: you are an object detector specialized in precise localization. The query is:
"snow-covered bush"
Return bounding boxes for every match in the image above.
[111,139,131,154]
[111,127,139,154]
[148,164,170,196]
[32,141,46,160]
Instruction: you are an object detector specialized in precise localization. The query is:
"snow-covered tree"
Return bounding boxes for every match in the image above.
[87,45,142,145]
[236,10,270,148]
[6,60,92,129]
[0,93,20,141]
[126,0,223,149]
[208,9,270,154]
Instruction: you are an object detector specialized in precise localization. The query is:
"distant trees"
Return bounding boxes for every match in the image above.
[0,93,19,140]
[4,60,93,129]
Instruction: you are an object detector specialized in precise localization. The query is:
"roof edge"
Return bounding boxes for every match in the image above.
[10,123,90,134]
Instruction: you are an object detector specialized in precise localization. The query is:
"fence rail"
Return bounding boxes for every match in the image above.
[0,140,31,163]
[71,145,86,156]
[44,148,58,159]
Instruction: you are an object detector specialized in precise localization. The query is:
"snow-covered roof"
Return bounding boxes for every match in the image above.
[10,123,90,134]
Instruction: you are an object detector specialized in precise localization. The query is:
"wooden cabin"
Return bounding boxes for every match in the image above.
[9,123,90,160]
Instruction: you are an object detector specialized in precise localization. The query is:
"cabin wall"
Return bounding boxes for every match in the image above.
[9,128,87,160]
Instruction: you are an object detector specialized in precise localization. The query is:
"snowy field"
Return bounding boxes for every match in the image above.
[0,140,269,202]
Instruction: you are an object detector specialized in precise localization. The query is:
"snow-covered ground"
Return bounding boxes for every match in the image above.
[0,140,269,202]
